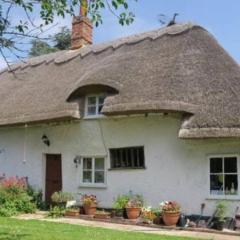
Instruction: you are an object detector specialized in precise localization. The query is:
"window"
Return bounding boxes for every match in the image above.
[82,157,105,184]
[209,156,238,196]
[85,95,105,117]
[110,146,145,169]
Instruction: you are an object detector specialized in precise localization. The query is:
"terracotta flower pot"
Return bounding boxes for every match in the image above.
[65,209,80,217]
[162,212,180,226]
[83,204,97,215]
[126,207,141,219]
[94,213,110,219]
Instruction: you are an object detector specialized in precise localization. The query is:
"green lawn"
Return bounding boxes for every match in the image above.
[0,218,204,240]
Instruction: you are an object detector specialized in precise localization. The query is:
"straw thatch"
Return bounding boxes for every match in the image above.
[1,23,240,138]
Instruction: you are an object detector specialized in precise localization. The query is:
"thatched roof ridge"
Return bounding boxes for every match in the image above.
[0,22,195,75]
[1,22,240,138]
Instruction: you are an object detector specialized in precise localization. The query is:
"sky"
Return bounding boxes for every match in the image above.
[1,0,240,69]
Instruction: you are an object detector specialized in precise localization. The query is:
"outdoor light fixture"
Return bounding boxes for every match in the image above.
[42,135,50,147]
[73,156,81,168]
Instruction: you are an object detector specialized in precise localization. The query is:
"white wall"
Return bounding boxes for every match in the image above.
[0,114,240,216]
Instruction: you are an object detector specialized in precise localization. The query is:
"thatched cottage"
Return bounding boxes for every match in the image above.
[1,11,240,216]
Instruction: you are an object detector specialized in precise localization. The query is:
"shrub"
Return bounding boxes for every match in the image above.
[0,176,37,217]
[51,191,73,204]
[27,186,45,210]
[215,201,227,222]
[48,206,65,218]
[113,194,130,209]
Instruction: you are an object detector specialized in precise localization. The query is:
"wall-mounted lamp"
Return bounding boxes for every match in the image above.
[42,135,50,147]
[73,156,81,168]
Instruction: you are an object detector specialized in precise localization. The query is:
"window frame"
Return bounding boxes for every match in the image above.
[207,154,240,200]
[80,156,107,188]
[84,94,106,118]
[109,146,146,170]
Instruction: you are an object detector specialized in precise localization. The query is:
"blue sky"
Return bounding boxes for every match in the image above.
[1,0,240,69]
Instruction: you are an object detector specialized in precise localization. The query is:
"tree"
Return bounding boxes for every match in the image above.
[53,27,71,50]
[29,40,57,57]
[29,27,71,57]
[0,0,137,67]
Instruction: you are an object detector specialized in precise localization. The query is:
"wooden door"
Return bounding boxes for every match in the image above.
[45,154,62,203]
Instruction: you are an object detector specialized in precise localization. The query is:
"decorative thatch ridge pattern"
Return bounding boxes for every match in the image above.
[1,23,240,138]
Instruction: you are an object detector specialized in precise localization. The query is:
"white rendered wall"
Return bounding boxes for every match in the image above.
[0,114,240,216]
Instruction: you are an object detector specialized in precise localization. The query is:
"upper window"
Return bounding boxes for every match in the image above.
[85,95,105,117]
[110,146,145,169]
[209,155,238,196]
[82,157,105,185]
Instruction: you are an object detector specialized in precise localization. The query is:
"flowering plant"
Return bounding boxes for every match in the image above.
[141,207,156,222]
[0,176,27,189]
[125,194,143,208]
[160,201,180,213]
[82,194,97,206]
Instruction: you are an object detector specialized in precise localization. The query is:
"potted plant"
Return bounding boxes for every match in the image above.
[82,194,97,215]
[141,207,157,224]
[125,194,143,220]
[94,210,111,219]
[213,201,227,231]
[161,201,181,226]
[112,194,130,218]
[51,191,74,208]
[65,206,80,217]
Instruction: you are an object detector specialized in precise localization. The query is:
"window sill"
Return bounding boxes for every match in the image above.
[108,167,146,171]
[78,183,107,189]
[83,115,106,120]
[206,195,240,201]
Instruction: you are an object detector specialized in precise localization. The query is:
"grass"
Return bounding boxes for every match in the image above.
[0,217,205,240]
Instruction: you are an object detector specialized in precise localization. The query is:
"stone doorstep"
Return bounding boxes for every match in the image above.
[67,214,240,237]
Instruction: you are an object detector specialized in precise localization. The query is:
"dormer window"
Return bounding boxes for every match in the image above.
[85,94,105,117]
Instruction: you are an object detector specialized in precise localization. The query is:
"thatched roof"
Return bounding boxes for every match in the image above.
[1,23,240,138]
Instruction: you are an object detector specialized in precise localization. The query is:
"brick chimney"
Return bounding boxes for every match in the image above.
[71,4,93,49]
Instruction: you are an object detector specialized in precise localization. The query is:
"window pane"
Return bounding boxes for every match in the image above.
[210,158,222,173]
[83,171,92,183]
[98,104,103,114]
[95,158,104,170]
[224,157,237,173]
[94,171,104,183]
[83,158,92,170]
[87,106,96,115]
[110,147,145,169]
[88,96,96,105]
[225,174,238,195]
[98,96,105,105]
[210,174,224,195]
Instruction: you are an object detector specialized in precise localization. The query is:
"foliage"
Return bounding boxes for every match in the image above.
[48,206,65,218]
[141,207,157,222]
[1,0,137,66]
[29,40,57,57]
[126,194,144,208]
[160,201,181,213]
[51,191,74,203]
[29,27,71,57]
[0,176,36,217]
[0,218,202,240]
[53,27,71,50]
[27,186,45,210]
[113,194,130,209]
[81,194,97,206]
[215,201,227,222]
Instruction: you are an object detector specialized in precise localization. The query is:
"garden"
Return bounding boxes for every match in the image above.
[0,175,238,240]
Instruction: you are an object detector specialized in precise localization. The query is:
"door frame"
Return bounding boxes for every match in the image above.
[43,153,62,202]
